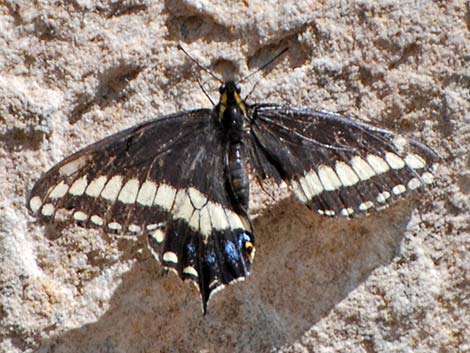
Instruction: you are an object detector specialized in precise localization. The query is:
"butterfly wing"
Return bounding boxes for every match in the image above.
[248,104,439,217]
[28,109,254,312]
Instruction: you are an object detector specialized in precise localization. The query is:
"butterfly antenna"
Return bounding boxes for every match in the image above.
[177,44,223,84]
[195,76,215,106]
[243,80,260,101]
[238,47,289,85]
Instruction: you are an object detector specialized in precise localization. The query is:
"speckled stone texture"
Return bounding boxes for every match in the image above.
[1,1,469,352]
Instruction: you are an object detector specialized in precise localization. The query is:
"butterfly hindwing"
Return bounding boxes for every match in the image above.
[28,109,254,310]
[249,104,439,217]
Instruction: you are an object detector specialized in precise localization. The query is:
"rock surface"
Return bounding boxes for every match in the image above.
[0,1,468,352]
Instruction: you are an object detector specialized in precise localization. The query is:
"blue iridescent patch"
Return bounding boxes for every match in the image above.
[237,231,252,249]
[186,243,196,256]
[224,240,239,262]
[205,253,216,265]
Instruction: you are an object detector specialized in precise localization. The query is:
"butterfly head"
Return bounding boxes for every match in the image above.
[219,80,241,94]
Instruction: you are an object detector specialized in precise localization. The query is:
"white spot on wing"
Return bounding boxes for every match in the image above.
[29,196,42,213]
[207,282,226,303]
[385,152,406,169]
[136,180,157,206]
[128,224,141,233]
[340,207,354,217]
[377,191,391,203]
[54,208,72,222]
[359,201,374,211]
[183,266,198,277]
[405,153,426,169]
[318,165,342,190]
[73,211,88,221]
[118,178,140,204]
[85,176,107,197]
[408,177,422,190]
[146,223,161,231]
[421,172,434,184]
[41,203,54,216]
[101,175,123,201]
[91,215,104,226]
[351,156,376,180]
[69,176,88,196]
[108,222,122,231]
[49,181,69,199]
[392,184,406,195]
[335,161,360,186]
[151,229,165,243]
[163,251,178,264]
[366,155,390,174]
[59,156,88,176]
[154,183,177,211]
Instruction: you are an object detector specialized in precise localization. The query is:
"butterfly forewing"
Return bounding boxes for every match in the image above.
[28,109,254,311]
[249,105,439,217]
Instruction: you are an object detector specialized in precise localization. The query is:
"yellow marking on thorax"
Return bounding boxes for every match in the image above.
[234,91,247,116]
[218,90,248,119]
[219,91,228,119]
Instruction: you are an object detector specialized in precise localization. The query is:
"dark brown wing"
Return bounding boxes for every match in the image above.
[248,104,439,217]
[28,109,254,312]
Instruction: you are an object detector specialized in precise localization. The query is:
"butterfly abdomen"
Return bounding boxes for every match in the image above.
[227,141,250,211]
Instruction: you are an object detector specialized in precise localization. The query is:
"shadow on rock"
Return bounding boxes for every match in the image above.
[36,198,412,353]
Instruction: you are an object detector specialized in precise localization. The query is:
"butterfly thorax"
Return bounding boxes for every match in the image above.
[218,81,248,139]
[217,81,250,212]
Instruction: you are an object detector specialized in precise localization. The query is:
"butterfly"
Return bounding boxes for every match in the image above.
[27,49,439,313]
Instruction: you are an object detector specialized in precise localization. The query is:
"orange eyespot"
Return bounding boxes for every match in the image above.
[244,241,255,261]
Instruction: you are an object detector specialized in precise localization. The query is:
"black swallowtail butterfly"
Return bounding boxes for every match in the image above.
[28,49,439,313]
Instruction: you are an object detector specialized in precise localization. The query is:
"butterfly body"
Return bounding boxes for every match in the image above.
[219,81,251,214]
[28,80,439,313]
